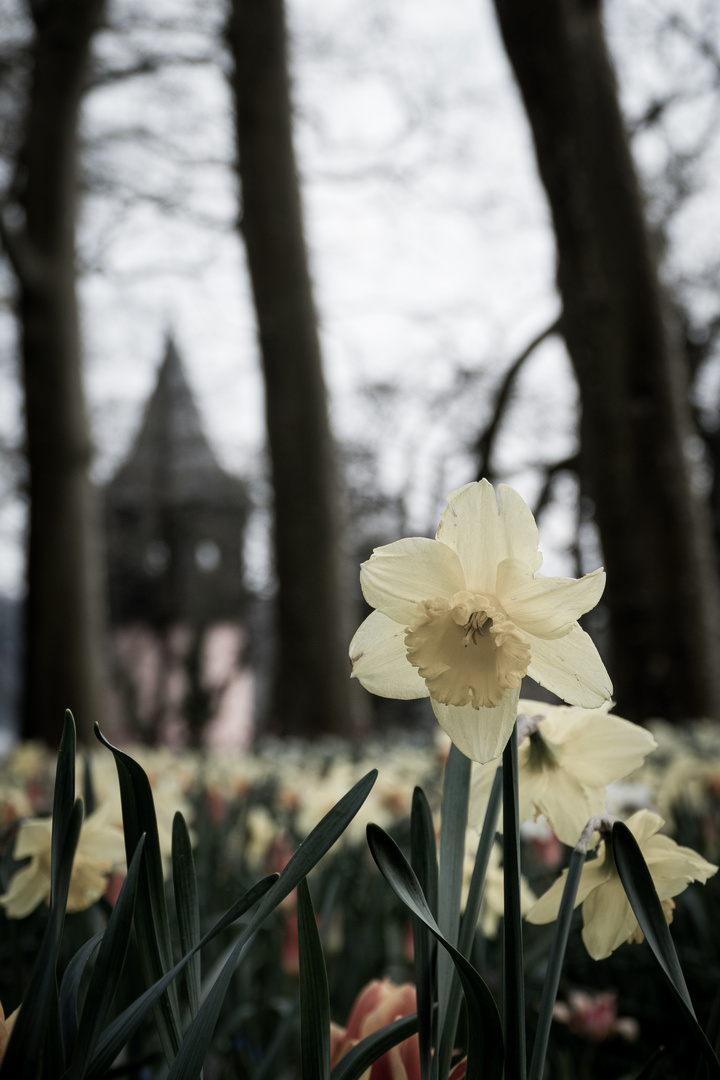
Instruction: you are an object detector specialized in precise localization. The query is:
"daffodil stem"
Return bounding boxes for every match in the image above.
[528,847,586,1080]
[503,723,527,1080]
[437,766,504,1080]
[435,744,472,1080]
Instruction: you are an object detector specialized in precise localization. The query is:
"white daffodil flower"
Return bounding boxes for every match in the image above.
[349,480,611,763]
[526,809,717,960]
[469,700,657,845]
[0,802,126,919]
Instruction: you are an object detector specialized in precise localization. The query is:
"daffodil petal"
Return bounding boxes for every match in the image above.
[559,713,657,787]
[581,878,638,960]
[526,625,612,707]
[79,821,126,865]
[349,611,429,699]
[642,833,717,892]
[624,809,665,847]
[0,861,49,919]
[431,686,519,763]
[13,819,52,859]
[536,772,604,848]
[360,537,466,623]
[526,851,611,925]
[516,751,550,828]
[468,757,502,831]
[436,481,542,595]
[499,563,606,639]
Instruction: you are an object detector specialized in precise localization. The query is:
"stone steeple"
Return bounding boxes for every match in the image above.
[105,337,248,626]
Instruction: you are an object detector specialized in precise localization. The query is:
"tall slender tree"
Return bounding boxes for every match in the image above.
[492,0,720,721]
[226,0,363,736]
[0,0,106,743]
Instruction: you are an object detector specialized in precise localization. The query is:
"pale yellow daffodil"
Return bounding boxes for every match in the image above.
[349,480,611,763]
[526,809,717,960]
[0,802,126,919]
[469,700,657,845]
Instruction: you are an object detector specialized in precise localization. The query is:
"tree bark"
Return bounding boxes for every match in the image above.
[492,0,720,721]
[1,0,107,743]
[226,0,363,736]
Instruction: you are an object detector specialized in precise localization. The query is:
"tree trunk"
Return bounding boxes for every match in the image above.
[1,0,106,744]
[226,0,363,736]
[492,0,720,721]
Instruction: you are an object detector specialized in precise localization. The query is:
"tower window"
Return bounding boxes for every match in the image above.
[144,540,171,576]
[195,539,221,572]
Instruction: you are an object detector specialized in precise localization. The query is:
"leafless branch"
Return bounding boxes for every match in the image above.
[474,314,563,483]
[532,455,579,521]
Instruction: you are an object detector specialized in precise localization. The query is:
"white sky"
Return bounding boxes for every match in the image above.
[0,0,718,594]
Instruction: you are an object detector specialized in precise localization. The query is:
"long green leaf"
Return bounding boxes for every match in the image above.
[331,1013,420,1080]
[298,877,331,1080]
[612,821,720,1078]
[633,1047,666,1079]
[439,765,503,1079]
[58,931,104,1063]
[68,836,146,1078]
[172,812,202,1020]
[83,875,278,1080]
[367,823,504,1080]
[51,711,77,911]
[528,847,586,1080]
[411,786,438,1080]
[502,725,526,1080]
[95,725,183,1064]
[2,798,83,1079]
[436,745,471,1080]
[163,769,378,1080]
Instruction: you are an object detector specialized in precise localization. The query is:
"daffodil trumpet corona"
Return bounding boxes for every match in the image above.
[349,479,612,762]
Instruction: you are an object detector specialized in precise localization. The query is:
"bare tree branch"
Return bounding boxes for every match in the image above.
[532,454,579,520]
[474,314,563,483]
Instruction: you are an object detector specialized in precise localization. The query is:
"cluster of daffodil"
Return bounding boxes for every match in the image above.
[0,731,439,921]
[350,480,718,968]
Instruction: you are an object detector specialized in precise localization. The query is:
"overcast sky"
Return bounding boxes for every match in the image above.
[0,0,718,594]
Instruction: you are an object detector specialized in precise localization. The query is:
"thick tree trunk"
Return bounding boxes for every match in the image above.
[1,0,106,743]
[493,0,720,721]
[226,0,363,736]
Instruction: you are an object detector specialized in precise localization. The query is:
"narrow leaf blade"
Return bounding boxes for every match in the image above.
[612,822,720,1078]
[298,877,331,1080]
[367,823,504,1080]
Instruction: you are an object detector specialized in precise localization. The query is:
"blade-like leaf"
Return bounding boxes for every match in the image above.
[68,836,146,1078]
[84,874,278,1080]
[331,1013,420,1080]
[2,798,83,1079]
[58,931,104,1063]
[633,1047,666,1079]
[528,847,586,1080]
[298,877,331,1080]
[82,753,96,818]
[163,770,378,1080]
[612,821,720,1078]
[51,711,77,911]
[95,725,183,1064]
[367,823,504,1080]
[502,725,526,1080]
[172,812,201,1020]
[439,765,503,1079]
[436,745,471,1080]
[411,786,438,1080]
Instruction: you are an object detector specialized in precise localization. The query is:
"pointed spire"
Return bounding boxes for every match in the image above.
[108,335,244,507]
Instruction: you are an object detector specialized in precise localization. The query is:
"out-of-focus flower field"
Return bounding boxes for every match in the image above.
[2,719,720,1079]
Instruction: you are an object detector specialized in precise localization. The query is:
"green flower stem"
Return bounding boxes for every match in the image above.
[503,723,526,1080]
[435,744,472,1080]
[527,847,586,1080]
[437,767,503,1080]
